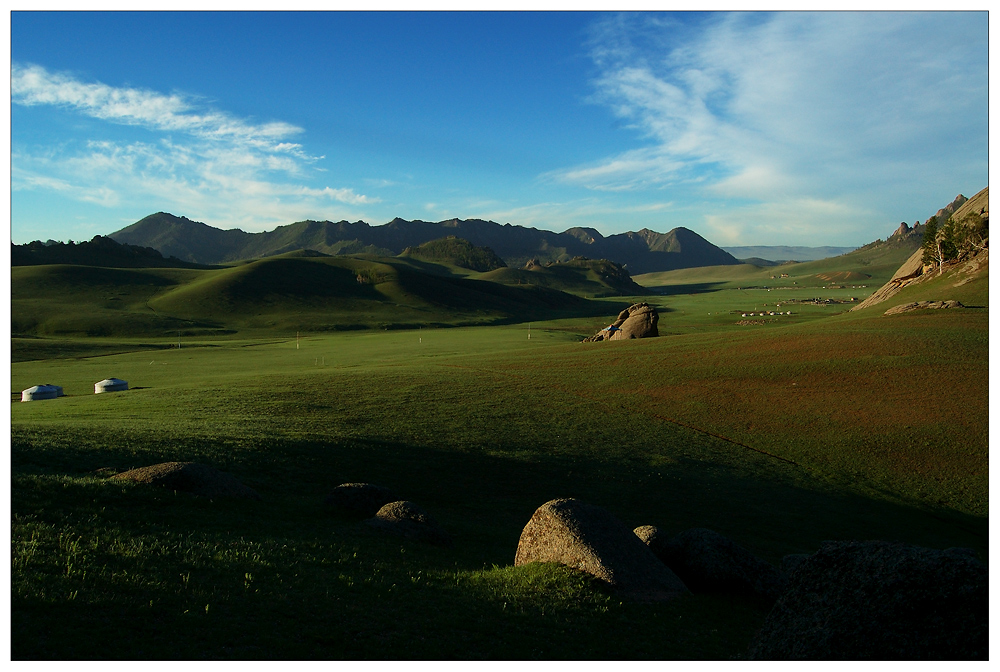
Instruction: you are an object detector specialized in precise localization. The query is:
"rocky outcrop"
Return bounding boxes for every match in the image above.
[746,541,987,660]
[932,194,968,223]
[515,499,688,601]
[883,299,964,316]
[366,500,452,546]
[325,482,398,516]
[890,222,911,238]
[850,247,925,311]
[112,461,261,500]
[583,303,659,341]
[636,526,786,602]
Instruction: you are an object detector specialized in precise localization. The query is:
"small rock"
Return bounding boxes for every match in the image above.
[324,482,397,516]
[366,500,451,546]
[112,461,261,500]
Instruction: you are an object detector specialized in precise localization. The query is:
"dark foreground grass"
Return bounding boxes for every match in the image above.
[10,297,988,659]
[12,449,767,660]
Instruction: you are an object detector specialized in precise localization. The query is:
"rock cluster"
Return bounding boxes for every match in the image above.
[366,500,452,546]
[583,302,659,341]
[883,299,964,315]
[324,482,397,516]
[747,541,987,660]
[515,498,688,602]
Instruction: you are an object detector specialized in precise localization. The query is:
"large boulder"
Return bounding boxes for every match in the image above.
[112,461,261,500]
[636,526,786,602]
[583,303,659,342]
[324,482,397,516]
[515,499,688,601]
[365,500,452,546]
[747,541,987,660]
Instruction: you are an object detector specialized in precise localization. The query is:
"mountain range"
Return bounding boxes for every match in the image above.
[109,213,741,274]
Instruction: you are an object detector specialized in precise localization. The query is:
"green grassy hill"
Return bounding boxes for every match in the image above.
[399,237,507,272]
[480,257,644,298]
[11,265,209,337]
[12,254,613,338]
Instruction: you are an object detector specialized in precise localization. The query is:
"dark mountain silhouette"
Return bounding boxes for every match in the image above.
[11,235,205,269]
[109,213,740,274]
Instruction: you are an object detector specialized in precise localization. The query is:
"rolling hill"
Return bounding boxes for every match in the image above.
[11,253,615,338]
[109,212,740,274]
[481,257,644,298]
[398,236,507,272]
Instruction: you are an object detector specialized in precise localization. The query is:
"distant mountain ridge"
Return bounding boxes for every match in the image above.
[11,235,205,269]
[109,213,741,274]
[723,245,858,262]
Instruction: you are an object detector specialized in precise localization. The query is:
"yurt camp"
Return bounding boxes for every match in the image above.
[21,384,64,402]
[94,378,128,393]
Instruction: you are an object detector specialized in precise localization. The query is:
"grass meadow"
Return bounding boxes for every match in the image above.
[10,258,988,659]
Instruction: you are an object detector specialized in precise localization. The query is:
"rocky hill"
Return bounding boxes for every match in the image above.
[109,213,740,274]
[852,188,988,311]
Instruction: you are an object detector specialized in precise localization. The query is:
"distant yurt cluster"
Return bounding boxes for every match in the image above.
[20,378,130,401]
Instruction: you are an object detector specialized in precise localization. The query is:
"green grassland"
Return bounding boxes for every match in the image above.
[10,250,988,660]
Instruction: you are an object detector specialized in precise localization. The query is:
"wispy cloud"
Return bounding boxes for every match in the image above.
[11,63,379,231]
[552,12,987,243]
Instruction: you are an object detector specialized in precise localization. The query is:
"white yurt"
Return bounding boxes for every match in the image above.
[21,384,64,402]
[95,378,129,394]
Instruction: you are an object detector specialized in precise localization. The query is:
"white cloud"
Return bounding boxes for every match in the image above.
[11,63,309,156]
[11,63,380,231]
[554,12,987,243]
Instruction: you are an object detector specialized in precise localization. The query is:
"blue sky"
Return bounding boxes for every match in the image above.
[9,11,989,247]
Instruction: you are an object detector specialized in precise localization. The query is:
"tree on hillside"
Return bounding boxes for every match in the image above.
[921,216,941,269]
[939,217,959,262]
[955,212,989,257]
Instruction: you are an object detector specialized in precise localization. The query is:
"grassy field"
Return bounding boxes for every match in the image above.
[10,253,988,660]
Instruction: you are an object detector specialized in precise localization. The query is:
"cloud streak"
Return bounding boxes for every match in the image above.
[552,12,987,244]
[12,63,310,156]
[11,63,378,232]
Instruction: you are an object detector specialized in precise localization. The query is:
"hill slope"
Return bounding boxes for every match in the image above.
[109,213,739,273]
[481,257,645,298]
[12,255,614,337]
[399,237,507,272]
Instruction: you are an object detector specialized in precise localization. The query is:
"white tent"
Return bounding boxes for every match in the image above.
[21,384,64,402]
[95,378,129,394]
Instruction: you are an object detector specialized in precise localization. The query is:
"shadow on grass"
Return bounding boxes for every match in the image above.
[13,427,987,565]
[11,429,987,660]
[640,282,729,296]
